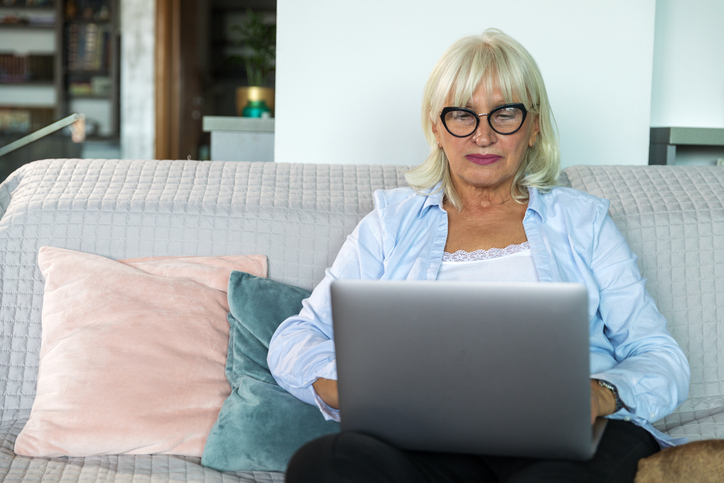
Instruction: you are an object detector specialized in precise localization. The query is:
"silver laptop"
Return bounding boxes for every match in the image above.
[330,280,607,460]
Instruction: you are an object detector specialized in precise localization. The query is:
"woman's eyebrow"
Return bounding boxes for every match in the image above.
[463,99,508,111]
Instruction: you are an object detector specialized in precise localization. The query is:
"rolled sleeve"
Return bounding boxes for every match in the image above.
[267,208,386,413]
[590,210,690,423]
[313,390,342,422]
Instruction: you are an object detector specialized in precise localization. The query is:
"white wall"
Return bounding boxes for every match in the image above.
[650,0,724,166]
[275,0,656,168]
[120,0,155,160]
[651,0,724,129]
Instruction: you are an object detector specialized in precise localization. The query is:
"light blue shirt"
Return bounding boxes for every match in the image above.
[267,185,690,447]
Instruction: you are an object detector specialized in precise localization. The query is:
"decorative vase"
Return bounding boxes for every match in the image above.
[242,100,271,118]
[236,86,275,117]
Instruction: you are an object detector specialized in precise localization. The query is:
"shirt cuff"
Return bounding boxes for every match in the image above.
[311,387,341,422]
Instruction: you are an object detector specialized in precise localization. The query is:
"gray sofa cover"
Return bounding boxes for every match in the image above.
[0,159,722,481]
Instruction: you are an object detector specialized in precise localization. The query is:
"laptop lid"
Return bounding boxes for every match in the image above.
[331,280,605,460]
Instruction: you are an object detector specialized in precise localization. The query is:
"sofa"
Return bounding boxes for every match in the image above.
[0,158,722,481]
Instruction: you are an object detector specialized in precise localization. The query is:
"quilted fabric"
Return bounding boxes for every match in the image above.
[0,159,409,481]
[3,159,723,481]
[1,419,285,482]
[564,165,724,442]
[0,167,22,221]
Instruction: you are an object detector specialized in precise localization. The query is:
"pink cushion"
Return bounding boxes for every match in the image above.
[14,247,267,457]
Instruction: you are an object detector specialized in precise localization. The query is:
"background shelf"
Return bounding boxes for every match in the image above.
[0,0,119,181]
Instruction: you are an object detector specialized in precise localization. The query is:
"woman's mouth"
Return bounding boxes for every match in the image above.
[465,154,503,165]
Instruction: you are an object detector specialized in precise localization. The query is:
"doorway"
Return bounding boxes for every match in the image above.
[154,0,276,161]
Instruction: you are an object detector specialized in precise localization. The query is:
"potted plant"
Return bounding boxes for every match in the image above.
[232,9,276,117]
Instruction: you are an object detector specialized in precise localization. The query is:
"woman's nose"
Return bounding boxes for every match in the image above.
[472,118,496,146]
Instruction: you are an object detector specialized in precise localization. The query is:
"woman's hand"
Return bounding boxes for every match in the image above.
[590,379,617,424]
[313,378,339,409]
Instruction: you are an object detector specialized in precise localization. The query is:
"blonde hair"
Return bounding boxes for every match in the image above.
[405,28,560,209]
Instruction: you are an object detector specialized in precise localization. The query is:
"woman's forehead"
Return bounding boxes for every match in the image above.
[448,78,518,106]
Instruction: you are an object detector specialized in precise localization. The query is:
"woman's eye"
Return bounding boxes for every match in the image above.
[493,108,519,122]
[451,112,474,122]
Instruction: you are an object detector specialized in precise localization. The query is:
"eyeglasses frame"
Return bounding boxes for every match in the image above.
[439,103,528,137]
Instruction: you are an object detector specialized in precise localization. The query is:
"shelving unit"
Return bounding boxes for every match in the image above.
[0,1,60,131]
[0,0,119,182]
[59,0,119,139]
[0,1,66,181]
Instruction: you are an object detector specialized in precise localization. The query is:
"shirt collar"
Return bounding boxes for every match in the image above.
[420,182,446,215]
[418,183,547,220]
[526,186,546,222]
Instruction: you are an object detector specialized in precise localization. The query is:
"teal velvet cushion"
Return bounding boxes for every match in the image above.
[201,271,340,472]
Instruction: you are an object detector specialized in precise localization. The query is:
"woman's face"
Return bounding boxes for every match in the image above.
[432,82,540,200]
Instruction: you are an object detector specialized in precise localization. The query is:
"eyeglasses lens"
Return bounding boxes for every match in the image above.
[443,106,524,136]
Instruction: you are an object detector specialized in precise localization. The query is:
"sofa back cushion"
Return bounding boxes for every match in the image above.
[0,159,409,422]
[562,165,724,442]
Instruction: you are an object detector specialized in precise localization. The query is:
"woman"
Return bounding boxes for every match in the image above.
[267,29,690,482]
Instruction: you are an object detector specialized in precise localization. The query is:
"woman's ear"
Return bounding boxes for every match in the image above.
[528,115,540,147]
[431,118,441,147]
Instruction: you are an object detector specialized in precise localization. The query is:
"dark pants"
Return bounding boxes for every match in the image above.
[286,420,659,482]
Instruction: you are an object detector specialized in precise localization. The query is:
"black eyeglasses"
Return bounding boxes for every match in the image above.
[440,103,528,137]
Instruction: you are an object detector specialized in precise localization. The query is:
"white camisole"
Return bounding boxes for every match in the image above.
[436,241,539,282]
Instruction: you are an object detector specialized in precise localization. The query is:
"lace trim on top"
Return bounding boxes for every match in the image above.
[443,241,530,262]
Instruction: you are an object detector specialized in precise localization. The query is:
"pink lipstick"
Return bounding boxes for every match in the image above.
[466,154,502,165]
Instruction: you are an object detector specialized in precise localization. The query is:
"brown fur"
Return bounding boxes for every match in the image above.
[635,439,724,483]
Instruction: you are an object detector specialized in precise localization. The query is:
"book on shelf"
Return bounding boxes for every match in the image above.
[1,0,54,7]
[66,22,111,72]
[66,0,110,22]
[0,55,29,83]
[0,54,54,83]
[68,79,91,96]
[0,107,54,134]
[0,0,55,26]
[0,108,30,133]
[68,75,109,96]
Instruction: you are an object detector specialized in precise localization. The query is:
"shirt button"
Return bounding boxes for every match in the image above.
[624,417,631,421]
